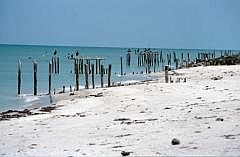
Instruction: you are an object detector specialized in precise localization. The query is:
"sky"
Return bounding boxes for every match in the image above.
[0,0,239,49]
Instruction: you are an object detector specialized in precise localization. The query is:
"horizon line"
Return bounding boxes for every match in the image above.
[0,43,239,51]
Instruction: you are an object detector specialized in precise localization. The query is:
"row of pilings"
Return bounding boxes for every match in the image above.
[17,48,238,96]
[17,51,112,96]
[123,48,235,75]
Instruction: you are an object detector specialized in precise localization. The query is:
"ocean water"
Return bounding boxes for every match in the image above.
[0,44,238,112]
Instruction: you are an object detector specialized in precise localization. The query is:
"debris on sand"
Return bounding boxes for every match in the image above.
[223,134,236,139]
[114,118,131,121]
[216,118,224,121]
[39,106,56,112]
[121,151,132,156]
[211,76,223,80]
[171,138,180,145]
[0,109,40,121]
[115,134,132,138]
[89,92,103,97]
[164,107,171,109]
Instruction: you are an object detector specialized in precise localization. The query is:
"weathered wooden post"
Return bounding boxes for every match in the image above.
[63,86,65,93]
[74,58,77,74]
[137,54,140,66]
[79,59,81,74]
[153,60,156,73]
[148,63,150,74]
[120,56,123,75]
[33,62,38,95]
[48,61,52,94]
[95,59,98,74]
[84,64,89,89]
[98,60,101,74]
[184,78,187,83]
[56,56,59,74]
[88,60,91,74]
[17,60,22,95]
[75,61,79,91]
[187,53,190,67]
[165,65,169,83]
[139,53,141,66]
[81,59,84,74]
[100,64,104,88]
[54,57,57,74]
[91,64,95,89]
[108,64,112,87]
[175,59,179,69]
[52,57,54,73]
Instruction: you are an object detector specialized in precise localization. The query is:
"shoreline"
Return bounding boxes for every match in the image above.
[0,59,238,120]
[1,52,239,113]
[0,64,239,156]
[0,66,180,120]
[0,77,159,121]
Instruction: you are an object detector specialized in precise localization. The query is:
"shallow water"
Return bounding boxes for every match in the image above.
[0,44,238,111]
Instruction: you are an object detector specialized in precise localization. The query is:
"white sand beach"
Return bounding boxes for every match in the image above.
[0,65,240,156]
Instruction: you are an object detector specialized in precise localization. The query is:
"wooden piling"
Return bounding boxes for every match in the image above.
[33,62,38,95]
[175,59,179,69]
[81,59,84,74]
[88,60,91,74]
[100,64,104,88]
[84,64,89,89]
[74,58,77,74]
[95,59,98,74]
[108,64,112,87]
[137,54,140,66]
[63,86,65,93]
[98,59,101,74]
[54,57,57,74]
[120,56,123,75]
[78,59,81,74]
[17,60,22,95]
[48,61,52,94]
[165,65,169,83]
[91,64,95,89]
[153,62,156,72]
[75,61,79,91]
[148,64,150,74]
[52,57,54,73]
[57,56,60,74]
[181,53,184,62]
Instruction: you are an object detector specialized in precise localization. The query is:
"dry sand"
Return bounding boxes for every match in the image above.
[0,65,240,156]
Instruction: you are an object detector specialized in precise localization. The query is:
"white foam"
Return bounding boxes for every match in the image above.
[24,96,40,103]
[123,80,139,84]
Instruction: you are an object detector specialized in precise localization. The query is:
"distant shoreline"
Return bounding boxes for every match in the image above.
[1,43,239,51]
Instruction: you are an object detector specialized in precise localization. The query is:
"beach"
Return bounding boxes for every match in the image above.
[0,65,240,156]
[0,44,232,112]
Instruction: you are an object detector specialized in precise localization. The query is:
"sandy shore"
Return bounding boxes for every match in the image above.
[0,65,240,156]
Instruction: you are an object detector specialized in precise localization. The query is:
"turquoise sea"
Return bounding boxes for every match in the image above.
[0,44,238,112]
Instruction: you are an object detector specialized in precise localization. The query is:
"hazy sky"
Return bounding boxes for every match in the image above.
[0,0,239,49]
